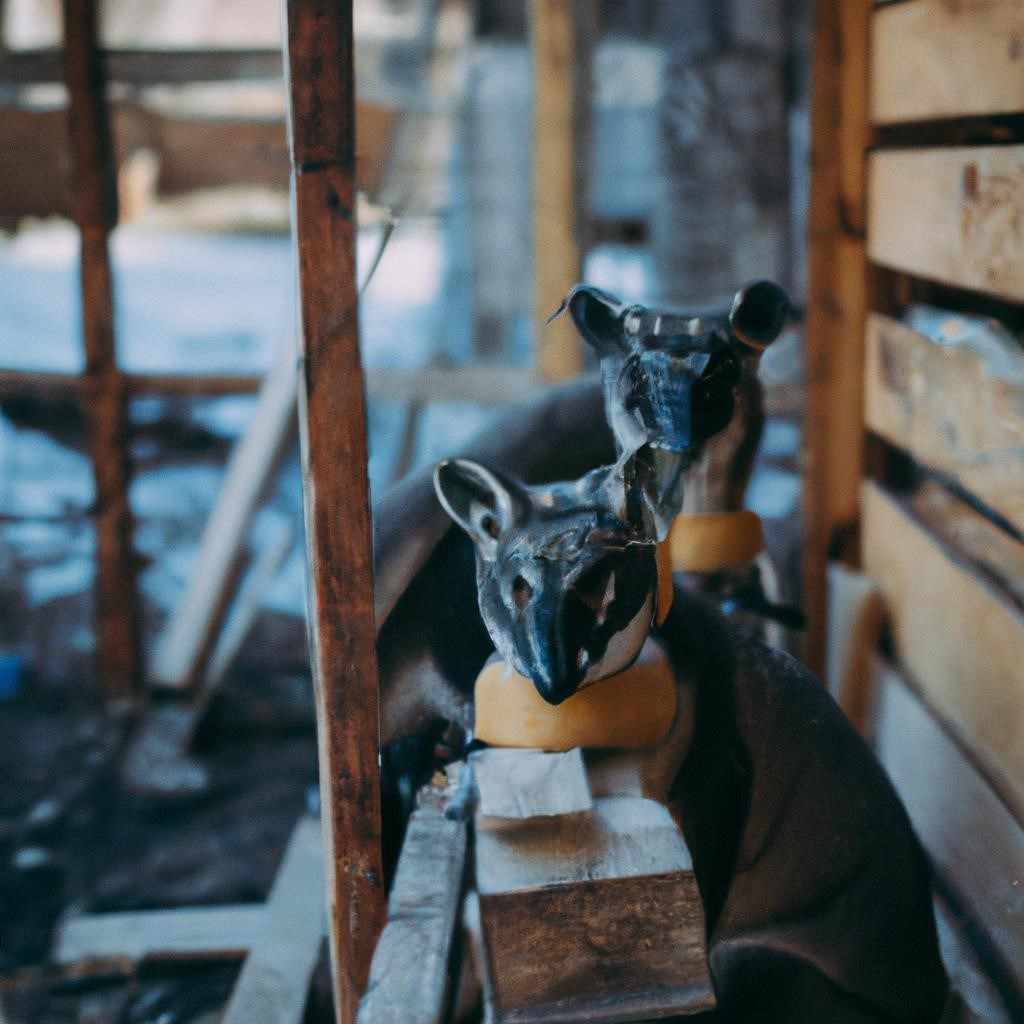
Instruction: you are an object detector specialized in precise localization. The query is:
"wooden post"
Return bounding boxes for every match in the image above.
[531,0,592,381]
[281,3,386,1021]
[63,0,141,701]
[801,0,871,677]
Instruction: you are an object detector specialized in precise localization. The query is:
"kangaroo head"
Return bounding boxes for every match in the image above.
[557,279,789,457]
[434,454,661,705]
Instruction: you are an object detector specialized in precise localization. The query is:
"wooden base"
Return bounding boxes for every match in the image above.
[475,796,714,1023]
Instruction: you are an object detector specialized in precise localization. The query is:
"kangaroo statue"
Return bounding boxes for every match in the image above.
[376,281,788,743]
[375,280,949,1022]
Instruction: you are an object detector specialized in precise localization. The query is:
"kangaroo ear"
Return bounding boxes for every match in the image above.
[555,284,629,355]
[729,280,789,354]
[434,459,521,558]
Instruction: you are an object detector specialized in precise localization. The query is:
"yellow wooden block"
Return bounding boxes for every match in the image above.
[474,650,676,751]
[668,510,764,573]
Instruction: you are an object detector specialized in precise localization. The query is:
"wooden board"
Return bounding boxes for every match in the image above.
[871,658,1024,997]
[862,482,1024,823]
[476,796,713,1023]
[56,905,266,963]
[358,776,468,1024]
[530,0,588,381]
[864,313,1024,534]
[825,562,884,734]
[802,0,872,676]
[283,1,386,1018]
[871,0,1024,125]
[909,482,1024,612]
[868,147,1024,302]
[220,816,327,1024]
[0,99,397,227]
[148,346,296,691]
[63,0,141,701]
[471,748,593,820]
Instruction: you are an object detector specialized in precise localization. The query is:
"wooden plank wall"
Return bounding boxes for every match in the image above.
[805,0,1024,1008]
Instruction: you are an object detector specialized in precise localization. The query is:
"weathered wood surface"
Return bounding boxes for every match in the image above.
[357,775,468,1024]
[56,905,266,963]
[530,0,589,381]
[825,562,883,735]
[55,817,328,1024]
[476,796,714,1023]
[864,313,1024,534]
[872,658,1024,995]
[802,0,871,676]
[283,1,386,1018]
[862,482,1024,823]
[0,363,543,404]
[122,519,293,796]
[220,816,327,1024]
[63,0,141,701]
[471,747,593,820]
[871,0,1024,125]
[0,47,283,85]
[148,347,296,691]
[869,147,1024,302]
[909,482,1024,611]
[0,100,397,226]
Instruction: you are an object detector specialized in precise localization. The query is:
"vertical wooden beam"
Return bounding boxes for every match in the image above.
[531,0,592,381]
[63,0,141,701]
[801,0,871,677]
[281,3,385,1022]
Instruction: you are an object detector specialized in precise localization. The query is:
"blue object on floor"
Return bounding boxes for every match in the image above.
[0,653,24,699]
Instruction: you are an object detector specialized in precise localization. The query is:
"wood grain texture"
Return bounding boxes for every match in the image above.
[471,747,593,820]
[63,0,141,700]
[283,2,385,1018]
[862,482,1024,823]
[357,777,468,1024]
[802,0,871,676]
[871,0,1024,125]
[0,99,397,227]
[220,816,327,1024]
[825,562,883,734]
[530,0,589,381]
[872,658,1024,996]
[869,147,1024,302]
[148,347,296,691]
[56,904,267,963]
[476,796,713,1023]
[864,313,1024,534]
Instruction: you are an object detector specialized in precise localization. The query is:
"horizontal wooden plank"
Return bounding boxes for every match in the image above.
[55,904,266,963]
[0,48,283,85]
[0,364,542,405]
[862,481,1024,822]
[909,482,1024,613]
[868,147,1024,301]
[864,313,1024,534]
[872,657,1024,997]
[0,98,396,225]
[871,0,1024,125]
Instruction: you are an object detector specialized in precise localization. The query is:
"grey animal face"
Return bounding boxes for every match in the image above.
[559,280,788,457]
[434,457,658,705]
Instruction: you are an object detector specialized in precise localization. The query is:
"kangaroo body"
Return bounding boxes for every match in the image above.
[375,283,947,1021]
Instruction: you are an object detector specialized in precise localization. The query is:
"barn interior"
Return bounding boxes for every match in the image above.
[0,1,1021,1023]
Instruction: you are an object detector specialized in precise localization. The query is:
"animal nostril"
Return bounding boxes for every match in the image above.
[511,575,533,608]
